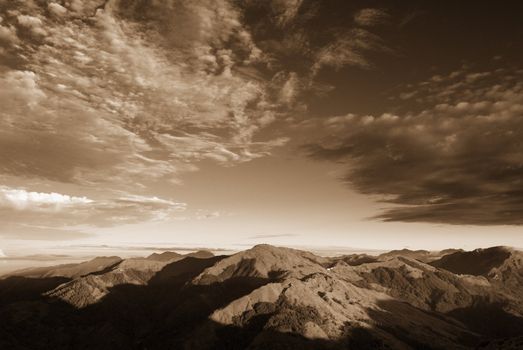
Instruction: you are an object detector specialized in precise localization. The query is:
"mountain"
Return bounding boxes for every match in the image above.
[205,272,475,349]
[46,250,217,308]
[193,244,329,284]
[430,246,514,276]
[336,256,493,312]
[1,245,522,349]
[45,257,171,308]
[146,250,214,261]
[332,253,378,266]
[431,246,523,321]
[378,248,461,263]
[186,250,215,259]
[378,248,432,261]
[147,251,183,261]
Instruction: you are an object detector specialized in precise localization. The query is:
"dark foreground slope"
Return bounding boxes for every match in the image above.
[1,245,522,349]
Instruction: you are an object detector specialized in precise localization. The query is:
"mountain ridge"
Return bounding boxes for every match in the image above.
[1,244,522,349]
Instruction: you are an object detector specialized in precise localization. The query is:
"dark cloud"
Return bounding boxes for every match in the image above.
[239,0,393,83]
[305,67,523,225]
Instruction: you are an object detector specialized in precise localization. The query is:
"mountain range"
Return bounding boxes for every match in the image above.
[1,245,522,349]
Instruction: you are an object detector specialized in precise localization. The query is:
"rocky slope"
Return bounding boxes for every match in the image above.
[431,246,523,320]
[206,272,475,349]
[46,250,215,308]
[45,258,169,308]
[338,256,494,313]
[1,245,522,349]
[430,246,514,276]
[192,244,329,284]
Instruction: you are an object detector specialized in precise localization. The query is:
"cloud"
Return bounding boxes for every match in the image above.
[0,0,285,189]
[270,0,304,27]
[240,1,391,88]
[195,210,221,220]
[0,0,394,233]
[0,248,6,257]
[0,21,19,45]
[0,70,46,108]
[305,67,523,225]
[0,186,186,240]
[16,14,47,37]
[0,187,92,210]
[354,8,390,27]
[269,71,304,109]
[83,195,186,226]
[312,29,390,73]
[47,3,68,17]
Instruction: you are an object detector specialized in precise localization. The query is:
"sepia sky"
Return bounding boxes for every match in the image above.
[1,0,523,257]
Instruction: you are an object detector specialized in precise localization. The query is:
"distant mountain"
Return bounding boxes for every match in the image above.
[1,245,522,349]
[378,248,432,261]
[338,256,493,312]
[186,250,216,259]
[46,257,171,308]
[147,250,214,261]
[333,253,378,266]
[430,246,514,276]
[47,250,216,308]
[147,251,183,261]
[5,256,122,279]
[378,248,460,263]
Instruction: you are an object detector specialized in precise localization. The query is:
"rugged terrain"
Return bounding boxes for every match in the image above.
[1,245,522,349]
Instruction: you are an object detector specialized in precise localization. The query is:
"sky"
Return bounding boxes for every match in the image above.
[1,0,523,259]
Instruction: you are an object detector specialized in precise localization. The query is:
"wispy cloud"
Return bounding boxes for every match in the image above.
[354,8,390,27]
[312,29,388,73]
[0,186,186,239]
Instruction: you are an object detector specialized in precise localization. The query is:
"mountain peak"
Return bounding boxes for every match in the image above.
[192,245,328,285]
[186,250,215,259]
[147,251,183,262]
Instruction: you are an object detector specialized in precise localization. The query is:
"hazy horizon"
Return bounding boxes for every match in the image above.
[3,242,523,277]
